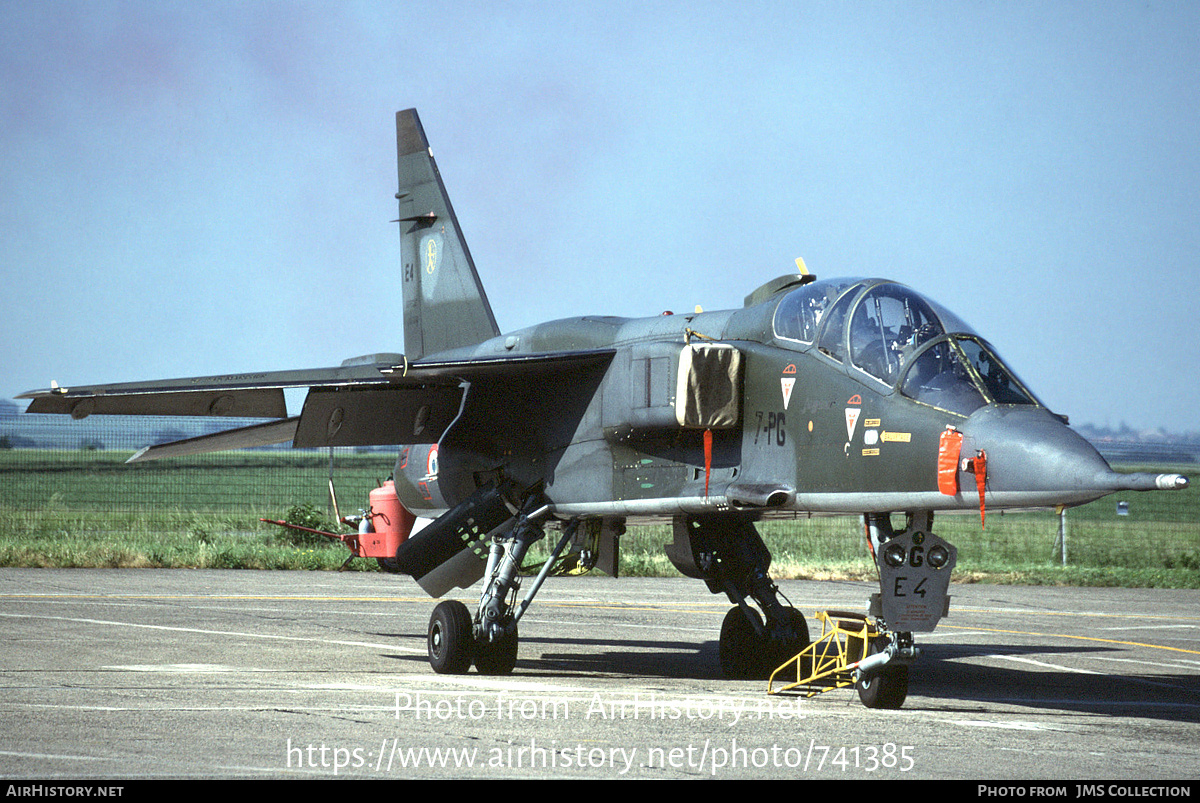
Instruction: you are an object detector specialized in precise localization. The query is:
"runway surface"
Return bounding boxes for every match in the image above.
[0,568,1197,779]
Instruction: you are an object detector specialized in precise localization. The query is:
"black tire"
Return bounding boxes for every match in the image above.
[856,638,908,709]
[719,606,767,680]
[769,606,811,678]
[474,621,519,675]
[428,600,473,674]
[842,618,872,665]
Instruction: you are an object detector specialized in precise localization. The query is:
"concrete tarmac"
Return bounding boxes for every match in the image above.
[0,568,1197,780]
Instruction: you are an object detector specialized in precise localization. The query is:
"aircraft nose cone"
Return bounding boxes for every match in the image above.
[959,406,1184,507]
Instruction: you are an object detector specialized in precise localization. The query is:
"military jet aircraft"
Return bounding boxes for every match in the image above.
[21,109,1188,708]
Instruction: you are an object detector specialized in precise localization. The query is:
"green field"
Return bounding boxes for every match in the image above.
[0,448,396,512]
[0,449,1196,586]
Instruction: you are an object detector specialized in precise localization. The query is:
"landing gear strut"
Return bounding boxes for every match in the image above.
[667,515,810,680]
[857,511,959,708]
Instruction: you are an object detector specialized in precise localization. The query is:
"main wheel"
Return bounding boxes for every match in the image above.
[428,600,473,674]
[719,606,768,680]
[474,621,519,675]
[769,606,811,677]
[856,638,908,709]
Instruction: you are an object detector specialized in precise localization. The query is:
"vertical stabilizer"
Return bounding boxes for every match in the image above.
[396,109,500,361]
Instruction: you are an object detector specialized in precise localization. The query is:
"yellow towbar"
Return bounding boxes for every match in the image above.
[767,611,880,697]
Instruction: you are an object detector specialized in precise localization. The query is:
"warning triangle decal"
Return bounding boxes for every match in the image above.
[845,408,861,441]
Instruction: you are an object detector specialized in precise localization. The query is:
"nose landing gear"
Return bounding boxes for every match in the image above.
[767,611,915,709]
[767,511,956,709]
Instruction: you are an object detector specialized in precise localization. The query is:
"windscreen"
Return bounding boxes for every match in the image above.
[900,335,1040,415]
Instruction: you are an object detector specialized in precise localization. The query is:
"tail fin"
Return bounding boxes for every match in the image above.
[396,109,500,361]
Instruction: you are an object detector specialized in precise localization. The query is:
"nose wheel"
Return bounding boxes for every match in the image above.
[857,663,909,709]
[855,635,909,709]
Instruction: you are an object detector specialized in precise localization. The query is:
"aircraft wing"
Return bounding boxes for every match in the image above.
[19,364,384,419]
[19,349,616,459]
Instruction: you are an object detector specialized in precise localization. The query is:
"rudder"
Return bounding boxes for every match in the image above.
[396,109,500,361]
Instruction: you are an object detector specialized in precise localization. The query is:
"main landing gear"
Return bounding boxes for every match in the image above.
[667,515,811,680]
[425,497,582,676]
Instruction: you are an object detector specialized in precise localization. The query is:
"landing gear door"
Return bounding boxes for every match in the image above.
[873,530,957,632]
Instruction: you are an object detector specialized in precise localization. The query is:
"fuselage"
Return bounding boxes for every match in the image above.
[392,276,1183,522]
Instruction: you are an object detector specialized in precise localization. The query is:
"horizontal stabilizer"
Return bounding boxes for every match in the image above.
[127,417,300,463]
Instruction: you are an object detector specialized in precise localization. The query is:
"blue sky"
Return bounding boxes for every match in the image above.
[3,1,1198,431]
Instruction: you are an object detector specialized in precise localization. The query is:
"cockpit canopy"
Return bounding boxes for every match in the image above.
[773,278,1044,417]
